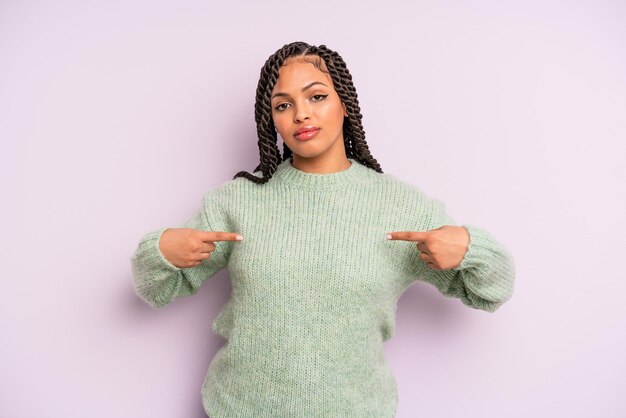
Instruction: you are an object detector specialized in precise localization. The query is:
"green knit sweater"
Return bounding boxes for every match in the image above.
[130,157,515,417]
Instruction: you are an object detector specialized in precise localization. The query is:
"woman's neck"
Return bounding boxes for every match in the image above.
[290,155,352,174]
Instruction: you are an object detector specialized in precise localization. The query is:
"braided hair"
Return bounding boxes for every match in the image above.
[232,41,383,184]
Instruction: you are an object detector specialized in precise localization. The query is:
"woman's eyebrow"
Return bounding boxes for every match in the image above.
[271,81,328,100]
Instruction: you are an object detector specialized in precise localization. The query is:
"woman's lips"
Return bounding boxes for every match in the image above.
[295,129,320,140]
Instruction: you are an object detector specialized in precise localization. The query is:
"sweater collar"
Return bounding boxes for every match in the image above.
[273,157,370,190]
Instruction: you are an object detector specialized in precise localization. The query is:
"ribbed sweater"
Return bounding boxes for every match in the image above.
[130,157,515,418]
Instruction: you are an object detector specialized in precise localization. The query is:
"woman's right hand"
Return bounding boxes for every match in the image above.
[159,228,243,268]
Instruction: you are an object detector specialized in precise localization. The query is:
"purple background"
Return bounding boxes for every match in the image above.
[1,1,625,417]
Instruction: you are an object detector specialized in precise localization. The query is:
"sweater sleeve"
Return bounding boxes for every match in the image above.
[408,196,516,313]
[130,190,233,309]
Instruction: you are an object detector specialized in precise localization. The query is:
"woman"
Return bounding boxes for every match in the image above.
[130,41,515,418]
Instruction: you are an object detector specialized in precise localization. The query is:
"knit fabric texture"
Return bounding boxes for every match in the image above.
[130,157,515,417]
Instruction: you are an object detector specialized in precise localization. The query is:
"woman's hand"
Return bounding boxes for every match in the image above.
[386,225,469,270]
[159,228,243,269]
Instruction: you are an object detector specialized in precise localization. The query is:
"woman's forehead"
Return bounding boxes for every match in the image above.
[273,59,332,90]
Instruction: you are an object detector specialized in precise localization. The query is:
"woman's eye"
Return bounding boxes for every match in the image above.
[273,94,328,112]
[312,94,328,101]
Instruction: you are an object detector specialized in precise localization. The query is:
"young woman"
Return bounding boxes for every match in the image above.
[131,41,515,418]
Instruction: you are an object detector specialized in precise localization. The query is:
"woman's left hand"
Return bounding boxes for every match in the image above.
[386,225,470,270]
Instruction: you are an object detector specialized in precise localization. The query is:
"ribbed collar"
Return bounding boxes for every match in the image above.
[272,157,372,190]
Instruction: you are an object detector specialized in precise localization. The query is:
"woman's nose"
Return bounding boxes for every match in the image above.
[293,104,311,122]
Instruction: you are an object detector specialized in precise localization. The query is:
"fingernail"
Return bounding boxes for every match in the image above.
[236,235,244,241]
[385,234,392,240]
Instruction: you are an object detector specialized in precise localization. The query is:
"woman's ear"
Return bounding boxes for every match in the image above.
[343,102,348,117]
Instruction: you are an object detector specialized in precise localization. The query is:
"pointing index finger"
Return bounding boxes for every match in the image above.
[200,231,244,242]
[386,231,429,242]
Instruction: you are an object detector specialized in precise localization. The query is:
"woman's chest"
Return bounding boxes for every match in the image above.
[225,196,417,303]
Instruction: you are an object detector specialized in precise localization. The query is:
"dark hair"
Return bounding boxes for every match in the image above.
[232,41,383,184]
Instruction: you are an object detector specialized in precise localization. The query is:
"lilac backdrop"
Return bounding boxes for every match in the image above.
[1,0,625,417]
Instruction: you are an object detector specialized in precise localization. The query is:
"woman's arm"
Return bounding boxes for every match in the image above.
[130,191,233,309]
[407,197,516,313]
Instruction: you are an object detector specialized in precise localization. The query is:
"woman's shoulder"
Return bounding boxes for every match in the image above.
[368,168,423,192]
[202,165,432,199]
[371,170,444,208]
[199,168,268,201]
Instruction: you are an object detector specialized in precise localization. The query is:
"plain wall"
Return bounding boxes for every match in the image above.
[1,0,624,417]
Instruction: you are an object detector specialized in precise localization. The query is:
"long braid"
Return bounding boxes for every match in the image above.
[233,42,383,184]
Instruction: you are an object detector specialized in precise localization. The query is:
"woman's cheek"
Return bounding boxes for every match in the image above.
[271,115,284,134]
[273,117,291,142]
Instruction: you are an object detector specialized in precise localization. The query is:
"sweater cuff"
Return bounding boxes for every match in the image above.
[451,224,516,305]
[133,227,181,273]
[452,224,489,271]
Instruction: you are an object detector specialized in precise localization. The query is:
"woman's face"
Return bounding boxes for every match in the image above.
[270,57,349,164]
